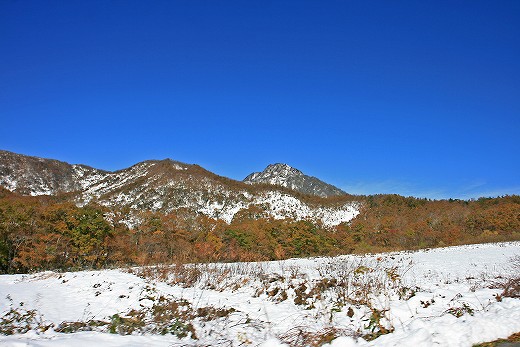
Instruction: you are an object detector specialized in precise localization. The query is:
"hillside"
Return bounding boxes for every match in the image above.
[0,150,106,196]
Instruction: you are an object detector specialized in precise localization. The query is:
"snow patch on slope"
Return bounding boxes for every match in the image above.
[72,165,109,190]
[0,175,18,192]
[79,162,155,203]
[251,191,359,226]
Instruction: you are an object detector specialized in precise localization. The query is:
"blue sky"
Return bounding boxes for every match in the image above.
[1,1,519,199]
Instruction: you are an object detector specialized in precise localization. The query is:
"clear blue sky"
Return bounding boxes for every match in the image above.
[1,1,519,199]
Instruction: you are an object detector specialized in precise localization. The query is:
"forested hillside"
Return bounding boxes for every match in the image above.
[1,186,518,274]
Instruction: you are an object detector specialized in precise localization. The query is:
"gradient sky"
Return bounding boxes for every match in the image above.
[1,1,519,199]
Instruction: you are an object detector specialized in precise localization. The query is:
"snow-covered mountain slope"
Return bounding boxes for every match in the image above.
[0,150,107,196]
[244,163,346,198]
[77,161,359,227]
[0,150,358,226]
[1,242,519,346]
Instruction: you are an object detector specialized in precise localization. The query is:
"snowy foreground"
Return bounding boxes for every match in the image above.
[1,242,519,347]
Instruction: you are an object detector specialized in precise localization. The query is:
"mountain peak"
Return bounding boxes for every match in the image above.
[263,163,303,177]
[244,163,346,198]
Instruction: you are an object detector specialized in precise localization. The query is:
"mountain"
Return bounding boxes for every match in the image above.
[0,150,106,196]
[0,150,359,227]
[244,163,346,198]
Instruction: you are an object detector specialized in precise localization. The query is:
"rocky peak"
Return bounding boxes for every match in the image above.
[244,163,346,198]
[263,163,303,177]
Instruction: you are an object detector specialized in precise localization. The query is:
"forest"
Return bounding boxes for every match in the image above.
[0,186,519,274]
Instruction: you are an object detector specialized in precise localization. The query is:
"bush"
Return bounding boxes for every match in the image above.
[494,255,520,301]
[0,297,50,335]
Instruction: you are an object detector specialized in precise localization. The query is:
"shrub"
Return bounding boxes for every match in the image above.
[0,297,50,335]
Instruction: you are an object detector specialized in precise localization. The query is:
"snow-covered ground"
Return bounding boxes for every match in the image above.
[1,242,519,346]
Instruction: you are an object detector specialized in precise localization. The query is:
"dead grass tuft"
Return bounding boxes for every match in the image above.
[279,326,351,347]
[493,255,520,301]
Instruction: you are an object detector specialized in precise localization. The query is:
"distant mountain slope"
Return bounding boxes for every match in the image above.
[0,150,359,227]
[0,150,106,196]
[244,163,346,198]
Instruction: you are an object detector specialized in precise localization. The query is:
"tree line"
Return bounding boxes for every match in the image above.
[0,187,519,273]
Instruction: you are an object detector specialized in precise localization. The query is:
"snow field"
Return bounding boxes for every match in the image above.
[0,242,519,346]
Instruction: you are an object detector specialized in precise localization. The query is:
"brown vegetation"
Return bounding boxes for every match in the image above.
[473,332,520,347]
[0,186,519,273]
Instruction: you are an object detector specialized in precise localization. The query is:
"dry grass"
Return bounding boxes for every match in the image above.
[126,257,415,343]
[493,255,520,302]
[279,326,352,347]
[128,261,271,293]
[473,332,520,347]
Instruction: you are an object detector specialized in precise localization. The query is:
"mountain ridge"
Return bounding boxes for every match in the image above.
[0,150,359,227]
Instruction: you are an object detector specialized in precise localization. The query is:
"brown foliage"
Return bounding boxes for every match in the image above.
[341,195,520,253]
[0,189,519,273]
